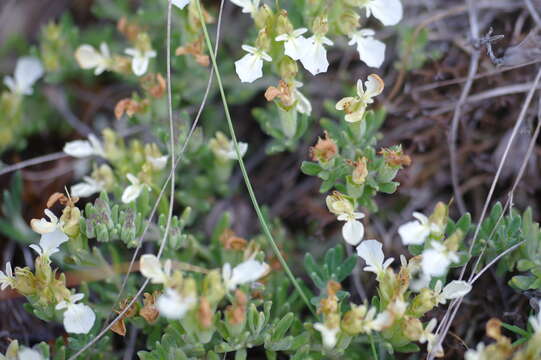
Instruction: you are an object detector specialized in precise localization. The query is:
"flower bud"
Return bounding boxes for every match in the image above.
[338,10,360,35]
[275,10,293,34]
[403,317,424,341]
[254,4,273,29]
[61,205,81,238]
[352,157,368,185]
[311,16,329,36]
[202,270,226,306]
[429,202,448,233]
[408,288,437,317]
[325,191,354,216]
[278,57,298,80]
[255,29,271,53]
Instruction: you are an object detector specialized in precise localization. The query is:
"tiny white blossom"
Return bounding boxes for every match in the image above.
[229,0,260,15]
[209,131,248,160]
[464,343,487,360]
[275,28,310,61]
[75,43,112,75]
[3,57,44,96]
[421,242,459,277]
[361,306,392,333]
[293,81,312,115]
[300,35,333,75]
[313,322,339,349]
[335,74,384,123]
[125,48,157,76]
[156,288,196,319]
[0,262,14,291]
[139,254,172,284]
[18,348,44,360]
[360,0,403,26]
[433,280,472,304]
[348,29,386,68]
[55,293,96,334]
[398,212,435,246]
[63,134,105,158]
[146,154,169,171]
[172,0,190,9]
[356,239,394,276]
[71,176,104,198]
[121,173,149,204]
[222,259,269,291]
[337,212,365,246]
[29,209,68,257]
[234,45,272,83]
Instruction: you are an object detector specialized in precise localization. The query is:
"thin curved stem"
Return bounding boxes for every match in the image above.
[195,0,316,316]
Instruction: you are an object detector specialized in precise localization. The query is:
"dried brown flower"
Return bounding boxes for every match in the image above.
[219,229,247,251]
[115,98,145,120]
[264,80,294,107]
[175,37,209,67]
[309,131,338,163]
[117,17,141,42]
[139,292,159,324]
[379,148,411,167]
[198,297,213,329]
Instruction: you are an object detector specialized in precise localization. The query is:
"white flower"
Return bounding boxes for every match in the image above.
[356,239,394,276]
[139,254,172,284]
[74,43,111,75]
[361,0,403,26]
[18,348,44,360]
[0,262,14,291]
[398,212,434,246]
[433,280,472,304]
[299,35,333,75]
[275,28,310,61]
[314,322,339,349]
[125,48,157,76]
[336,74,384,123]
[209,132,248,161]
[222,259,269,291]
[337,212,365,246]
[121,173,149,203]
[348,29,386,68]
[529,301,541,333]
[230,0,260,15]
[465,343,487,360]
[71,177,104,198]
[293,81,312,115]
[172,0,190,9]
[418,318,437,344]
[361,306,392,333]
[156,288,196,319]
[421,242,459,277]
[29,209,69,257]
[55,293,96,334]
[234,45,272,83]
[3,57,44,96]
[63,134,105,158]
[146,154,169,171]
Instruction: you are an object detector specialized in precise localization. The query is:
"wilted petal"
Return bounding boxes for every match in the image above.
[364,74,384,98]
[342,219,364,245]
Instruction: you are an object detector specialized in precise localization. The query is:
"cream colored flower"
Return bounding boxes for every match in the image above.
[335,74,384,123]
[75,43,112,75]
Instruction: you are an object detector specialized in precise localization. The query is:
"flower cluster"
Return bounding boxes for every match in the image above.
[1,196,96,335]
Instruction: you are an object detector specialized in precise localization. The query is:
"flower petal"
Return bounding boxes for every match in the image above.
[227,259,269,290]
[356,239,386,274]
[235,53,263,83]
[14,57,44,95]
[63,140,96,158]
[63,303,96,334]
[398,220,429,245]
[367,0,403,26]
[172,0,190,9]
[364,74,384,98]
[342,219,364,245]
[140,254,167,284]
[442,280,472,299]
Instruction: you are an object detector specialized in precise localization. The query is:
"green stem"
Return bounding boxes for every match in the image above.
[369,333,378,360]
[195,0,316,317]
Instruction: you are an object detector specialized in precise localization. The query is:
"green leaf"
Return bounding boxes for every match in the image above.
[300,161,321,176]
